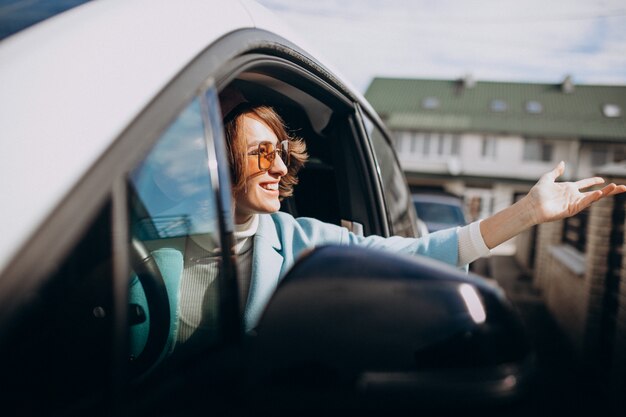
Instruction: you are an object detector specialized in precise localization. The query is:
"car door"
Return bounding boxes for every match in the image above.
[0,25,394,415]
[0,80,236,416]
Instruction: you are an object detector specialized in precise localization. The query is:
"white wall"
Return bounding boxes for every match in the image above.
[396,129,577,181]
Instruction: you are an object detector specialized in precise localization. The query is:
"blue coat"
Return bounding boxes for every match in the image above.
[246,212,459,330]
[129,212,460,364]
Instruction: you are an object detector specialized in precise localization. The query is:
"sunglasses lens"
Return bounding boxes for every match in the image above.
[258,142,274,170]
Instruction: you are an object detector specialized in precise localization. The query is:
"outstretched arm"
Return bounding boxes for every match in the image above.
[479,161,626,250]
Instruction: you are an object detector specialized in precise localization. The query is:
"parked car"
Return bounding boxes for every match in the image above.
[0,1,533,415]
[413,193,468,232]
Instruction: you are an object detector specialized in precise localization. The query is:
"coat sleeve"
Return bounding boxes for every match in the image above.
[286,215,459,267]
[341,227,459,267]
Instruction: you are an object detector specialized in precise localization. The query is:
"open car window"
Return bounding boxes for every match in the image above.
[219,61,390,237]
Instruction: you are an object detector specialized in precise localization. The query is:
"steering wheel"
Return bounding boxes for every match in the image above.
[128,237,171,377]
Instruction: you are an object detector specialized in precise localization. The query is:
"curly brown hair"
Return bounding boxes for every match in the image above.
[223,104,308,199]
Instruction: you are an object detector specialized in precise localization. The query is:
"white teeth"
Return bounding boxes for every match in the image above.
[262,183,278,190]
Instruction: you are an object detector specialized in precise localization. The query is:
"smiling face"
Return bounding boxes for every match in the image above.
[233,113,288,224]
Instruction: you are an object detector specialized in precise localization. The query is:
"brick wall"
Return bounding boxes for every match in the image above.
[532,197,615,360]
[533,220,563,292]
[514,227,535,271]
[582,197,614,362]
[612,259,626,412]
[610,186,626,414]
[532,176,626,415]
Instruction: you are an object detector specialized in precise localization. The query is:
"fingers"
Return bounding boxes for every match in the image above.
[614,185,626,195]
[544,161,565,181]
[599,183,616,196]
[579,189,604,208]
[575,177,605,190]
[602,184,626,197]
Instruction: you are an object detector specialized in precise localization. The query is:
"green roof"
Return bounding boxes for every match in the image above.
[364,77,626,140]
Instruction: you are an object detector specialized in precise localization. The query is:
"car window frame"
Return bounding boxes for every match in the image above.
[214,53,395,236]
[356,103,419,237]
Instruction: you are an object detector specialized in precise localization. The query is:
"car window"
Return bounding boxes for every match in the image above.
[0,199,115,414]
[127,97,225,375]
[414,201,465,225]
[361,112,417,237]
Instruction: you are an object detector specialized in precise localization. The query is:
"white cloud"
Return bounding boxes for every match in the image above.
[257,0,626,91]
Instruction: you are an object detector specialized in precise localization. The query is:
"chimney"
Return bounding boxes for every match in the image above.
[455,73,476,95]
[463,73,476,89]
[561,74,575,93]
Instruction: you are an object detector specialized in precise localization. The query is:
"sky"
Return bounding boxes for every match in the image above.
[257,0,626,93]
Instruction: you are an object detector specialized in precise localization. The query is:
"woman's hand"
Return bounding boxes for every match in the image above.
[526,161,626,225]
[480,162,626,249]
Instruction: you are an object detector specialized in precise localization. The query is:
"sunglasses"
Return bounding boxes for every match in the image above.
[247,140,290,171]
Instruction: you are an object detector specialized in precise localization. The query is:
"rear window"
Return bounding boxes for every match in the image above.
[413,201,465,225]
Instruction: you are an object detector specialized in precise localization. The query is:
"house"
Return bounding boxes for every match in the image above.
[364,76,626,224]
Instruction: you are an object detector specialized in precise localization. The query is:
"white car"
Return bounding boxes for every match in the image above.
[0,1,532,415]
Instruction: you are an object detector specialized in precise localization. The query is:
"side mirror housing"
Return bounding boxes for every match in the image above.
[245,245,534,413]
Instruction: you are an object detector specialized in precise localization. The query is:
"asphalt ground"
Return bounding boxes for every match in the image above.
[470,256,612,417]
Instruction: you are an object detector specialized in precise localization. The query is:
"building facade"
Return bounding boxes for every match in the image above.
[365,76,626,228]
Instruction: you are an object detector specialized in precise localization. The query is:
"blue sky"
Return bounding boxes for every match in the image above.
[257,0,626,92]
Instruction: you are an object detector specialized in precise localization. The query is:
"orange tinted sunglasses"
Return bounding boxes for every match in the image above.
[248,140,290,171]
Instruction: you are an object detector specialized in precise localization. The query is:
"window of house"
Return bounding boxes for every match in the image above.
[481,136,497,159]
[423,133,431,155]
[613,145,626,163]
[602,104,622,118]
[415,132,460,158]
[421,97,440,110]
[525,100,543,114]
[450,135,460,156]
[562,209,588,253]
[523,138,553,162]
[591,147,609,167]
[437,133,446,155]
[590,143,626,167]
[410,132,424,154]
[490,99,508,112]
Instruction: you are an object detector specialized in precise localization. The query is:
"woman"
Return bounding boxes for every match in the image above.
[223,102,626,331]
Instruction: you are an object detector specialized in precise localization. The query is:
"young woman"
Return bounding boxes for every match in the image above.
[222,102,626,331]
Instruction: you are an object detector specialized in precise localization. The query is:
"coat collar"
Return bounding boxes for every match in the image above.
[255,213,282,251]
[244,213,284,330]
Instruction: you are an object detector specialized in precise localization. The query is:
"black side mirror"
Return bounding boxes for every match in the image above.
[244,245,534,414]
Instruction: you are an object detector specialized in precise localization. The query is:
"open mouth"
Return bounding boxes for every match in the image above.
[260,182,279,191]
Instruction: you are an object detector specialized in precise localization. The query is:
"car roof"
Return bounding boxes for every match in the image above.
[0,0,324,275]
